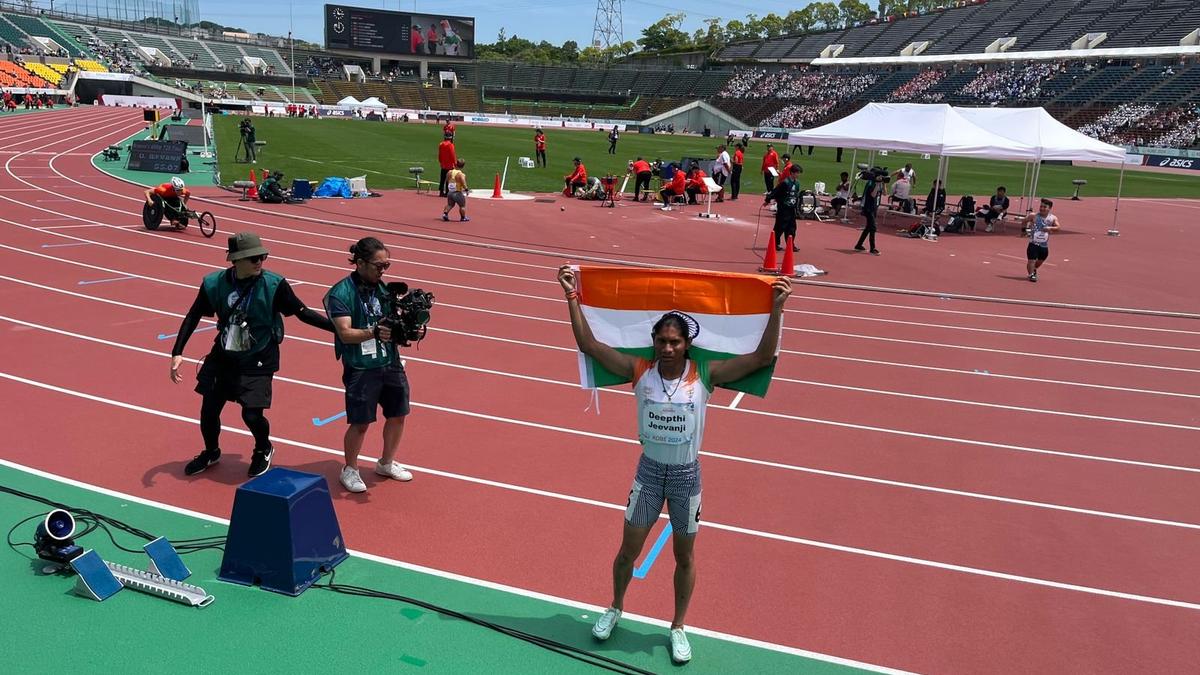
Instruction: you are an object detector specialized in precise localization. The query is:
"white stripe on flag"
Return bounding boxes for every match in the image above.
[581,306,770,356]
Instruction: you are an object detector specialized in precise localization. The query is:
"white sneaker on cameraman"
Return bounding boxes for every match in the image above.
[591,608,621,640]
[375,460,413,482]
[340,466,366,493]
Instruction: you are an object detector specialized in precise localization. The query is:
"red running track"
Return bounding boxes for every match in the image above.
[2,107,1199,673]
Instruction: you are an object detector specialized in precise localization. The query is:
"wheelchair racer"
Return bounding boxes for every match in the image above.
[145,177,192,227]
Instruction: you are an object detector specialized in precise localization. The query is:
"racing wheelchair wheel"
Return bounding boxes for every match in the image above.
[142,200,164,231]
[198,211,217,238]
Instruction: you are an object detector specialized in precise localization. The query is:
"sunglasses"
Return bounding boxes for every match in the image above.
[245,254,268,264]
[365,260,391,272]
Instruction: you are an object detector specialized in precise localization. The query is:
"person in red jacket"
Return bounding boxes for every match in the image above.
[629,156,653,201]
[564,157,587,196]
[761,144,779,194]
[775,154,793,187]
[534,128,547,167]
[685,164,708,205]
[437,134,456,197]
[411,23,424,54]
[442,116,456,140]
[658,164,686,208]
[731,143,744,200]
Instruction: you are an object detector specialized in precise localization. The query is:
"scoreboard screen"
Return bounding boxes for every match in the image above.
[324,5,474,58]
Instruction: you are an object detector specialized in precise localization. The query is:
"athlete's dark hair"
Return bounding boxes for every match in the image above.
[652,311,700,342]
[348,237,388,264]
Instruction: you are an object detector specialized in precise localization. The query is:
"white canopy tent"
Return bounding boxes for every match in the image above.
[788,102,1131,231]
[359,96,387,109]
[786,103,1038,161]
[335,96,361,106]
[954,106,1130,229]
[953,106,1126,163]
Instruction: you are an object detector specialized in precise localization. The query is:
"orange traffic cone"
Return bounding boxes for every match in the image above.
[780,236,796,276]
[759,236,779,273]
[247,169,259,200]
[492,173,503,199]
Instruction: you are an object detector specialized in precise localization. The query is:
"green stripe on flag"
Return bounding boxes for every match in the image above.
[582,348,776,397]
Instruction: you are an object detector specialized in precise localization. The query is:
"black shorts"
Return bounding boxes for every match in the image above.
[195,354,273,408]
[1026,243,1049,261]
[342,363,410,424]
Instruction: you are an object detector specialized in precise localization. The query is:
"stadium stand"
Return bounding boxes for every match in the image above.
[717,0,1200,60]
[0,59,49,88]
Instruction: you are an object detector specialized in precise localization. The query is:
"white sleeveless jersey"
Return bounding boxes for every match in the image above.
[632,359,713,465]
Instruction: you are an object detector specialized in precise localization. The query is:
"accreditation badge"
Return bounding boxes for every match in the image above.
[640,401,696,446]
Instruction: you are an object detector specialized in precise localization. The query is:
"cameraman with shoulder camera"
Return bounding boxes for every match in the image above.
[323,237,417,493]
[239,117,256,164]
[854,167,885,256]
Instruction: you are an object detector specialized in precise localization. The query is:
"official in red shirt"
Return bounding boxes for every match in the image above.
[426,26,439,55]
[630,157,652,202]
[731,143,745,200]
[438,134,457,197]
[776,154,794,187]
[442,118,456,140]
[411,24,424,54]
[761,144,779,194]
[534,129,547,168]
[564,157,587,196]
[658,165,686,207]
[685,165,709,205]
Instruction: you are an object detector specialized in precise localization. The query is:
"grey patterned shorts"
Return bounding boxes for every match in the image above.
[624,455,702,535]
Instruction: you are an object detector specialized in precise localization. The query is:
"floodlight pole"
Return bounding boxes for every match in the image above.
[289,0,296,105]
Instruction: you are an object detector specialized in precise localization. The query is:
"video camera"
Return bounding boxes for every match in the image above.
[238,118,253,135]
[859,166,891,183]
[378,282,435,347]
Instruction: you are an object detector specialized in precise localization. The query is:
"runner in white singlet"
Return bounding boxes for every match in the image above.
[1021,198,1061,283]
[558,265,791,665]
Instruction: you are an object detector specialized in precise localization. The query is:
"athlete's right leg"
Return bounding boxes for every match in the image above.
[611,521,655,611]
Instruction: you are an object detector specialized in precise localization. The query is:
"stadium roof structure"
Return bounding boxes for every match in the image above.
[954,106,1127,163]
[786,103,1037,161]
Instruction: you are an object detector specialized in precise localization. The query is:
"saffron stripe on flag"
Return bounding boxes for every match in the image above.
[577,267,775,315]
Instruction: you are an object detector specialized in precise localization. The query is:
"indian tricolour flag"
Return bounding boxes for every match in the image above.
[574,266,780,397]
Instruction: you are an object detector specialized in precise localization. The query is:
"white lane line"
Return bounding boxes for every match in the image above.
[0,458,904,674]
[5,309,1200,531]
[3,373,1200,614]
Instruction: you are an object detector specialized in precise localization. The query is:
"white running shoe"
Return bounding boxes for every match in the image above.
[670,627,692,663]
[591,608,621,640]
[340,466,367,493]
[375,460,413,482]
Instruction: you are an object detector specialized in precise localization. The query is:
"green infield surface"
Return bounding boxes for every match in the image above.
[212,115,1200,199]
[0,461,871,674]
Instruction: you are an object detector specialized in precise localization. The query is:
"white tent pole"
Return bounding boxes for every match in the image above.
[1110,161,1126,235]
[843,148,858,223]
[1019,161,1030,212]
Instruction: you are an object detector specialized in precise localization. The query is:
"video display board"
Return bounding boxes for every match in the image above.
[324,5,474,58]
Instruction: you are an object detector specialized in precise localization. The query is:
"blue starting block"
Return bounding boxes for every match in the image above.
[145,537,191,581]
[71,549,122,602]
[218,468,348,596]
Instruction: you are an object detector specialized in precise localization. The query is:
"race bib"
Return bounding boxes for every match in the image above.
[1033,229,1049,244]
[640,402,696,446]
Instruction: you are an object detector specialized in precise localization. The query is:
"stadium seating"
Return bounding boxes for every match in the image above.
[718,0,1200,60]
[23,61,64,86]
[0,60,49,88]
[74,59,108,73]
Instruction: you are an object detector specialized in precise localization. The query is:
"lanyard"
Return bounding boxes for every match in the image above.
[228,273,259,314]
[356,282,382,322]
